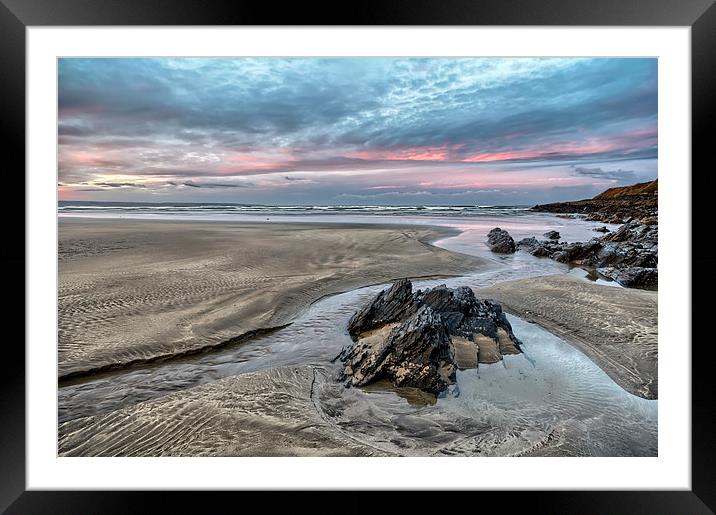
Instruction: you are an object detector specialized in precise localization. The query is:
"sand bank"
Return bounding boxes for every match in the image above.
[479,274,657,399]
[58,219,487,378]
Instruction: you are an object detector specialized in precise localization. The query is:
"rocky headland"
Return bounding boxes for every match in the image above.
[531,179,658,225]
[338,279,521,394]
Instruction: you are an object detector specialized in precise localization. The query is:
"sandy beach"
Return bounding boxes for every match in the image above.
[56,213,660,457]
[59,219,487,379]
[480,274,657,399]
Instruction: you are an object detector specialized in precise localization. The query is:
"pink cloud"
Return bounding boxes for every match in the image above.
[349,144,462,162]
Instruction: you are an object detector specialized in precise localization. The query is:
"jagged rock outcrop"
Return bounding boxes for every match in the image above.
[347,278,420,335]
[486,227,516,254]
[341,305,455,394]
[339,280,522,394]
[516,221,657,289]
[531,180,657,225]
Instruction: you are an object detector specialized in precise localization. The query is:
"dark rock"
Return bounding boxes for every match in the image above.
[593,226,610,233]
[339,305,455,394]
[543,230,560,240]
[486,227,516,254]
[347,278,419,337]
[416,284,521,345]
[550,250,571,263]
[339,279,522,394]
[531,245,553,257]
[601,220,657,244]
[548,241,599,263]
[517,237,560,258]
[516,237,539,249]
[597,266,658,289]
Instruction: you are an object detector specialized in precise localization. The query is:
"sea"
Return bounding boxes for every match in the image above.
[58,201,532,219]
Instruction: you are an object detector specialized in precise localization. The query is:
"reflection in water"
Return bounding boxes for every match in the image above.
[58,214,654,456]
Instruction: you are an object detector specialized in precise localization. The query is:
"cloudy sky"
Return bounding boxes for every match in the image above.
[58,57,657,205]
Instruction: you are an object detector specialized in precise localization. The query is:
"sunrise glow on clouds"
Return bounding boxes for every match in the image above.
[58,57,657,205]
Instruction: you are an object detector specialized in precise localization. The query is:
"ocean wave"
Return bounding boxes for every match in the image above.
[58,202,532,218]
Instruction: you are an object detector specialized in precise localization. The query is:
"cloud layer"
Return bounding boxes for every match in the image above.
[58,57,657,204]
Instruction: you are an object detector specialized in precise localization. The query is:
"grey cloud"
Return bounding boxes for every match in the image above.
[572,166,637,181]
[59,58,656,160]
[181,181,250,189]
[94,182,147,188]
[59,58,383,146]
[58,124,94,136]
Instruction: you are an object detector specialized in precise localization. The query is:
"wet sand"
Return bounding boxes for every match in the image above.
[58,365,389,457]
[479,274,657,399]
[59,219,487,379]
[58,309,658,457]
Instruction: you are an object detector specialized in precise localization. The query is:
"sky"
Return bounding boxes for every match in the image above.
[58,57,657,205]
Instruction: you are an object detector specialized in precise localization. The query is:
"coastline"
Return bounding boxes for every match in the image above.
[59,218,489,379]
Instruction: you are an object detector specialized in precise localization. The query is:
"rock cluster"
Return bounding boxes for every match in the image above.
[513,221,657,288]
[486,227,516,254]
[339,279,522,394]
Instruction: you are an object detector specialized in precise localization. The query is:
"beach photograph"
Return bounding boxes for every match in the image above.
[57,57,658,457]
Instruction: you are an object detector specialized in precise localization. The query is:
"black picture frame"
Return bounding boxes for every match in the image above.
[2,0,713,512]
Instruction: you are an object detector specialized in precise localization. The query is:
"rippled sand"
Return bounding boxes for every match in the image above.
[58,219,486,378]
[59,366,388,457]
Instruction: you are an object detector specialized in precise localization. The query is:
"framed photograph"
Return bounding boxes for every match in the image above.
[4,0,714,511]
